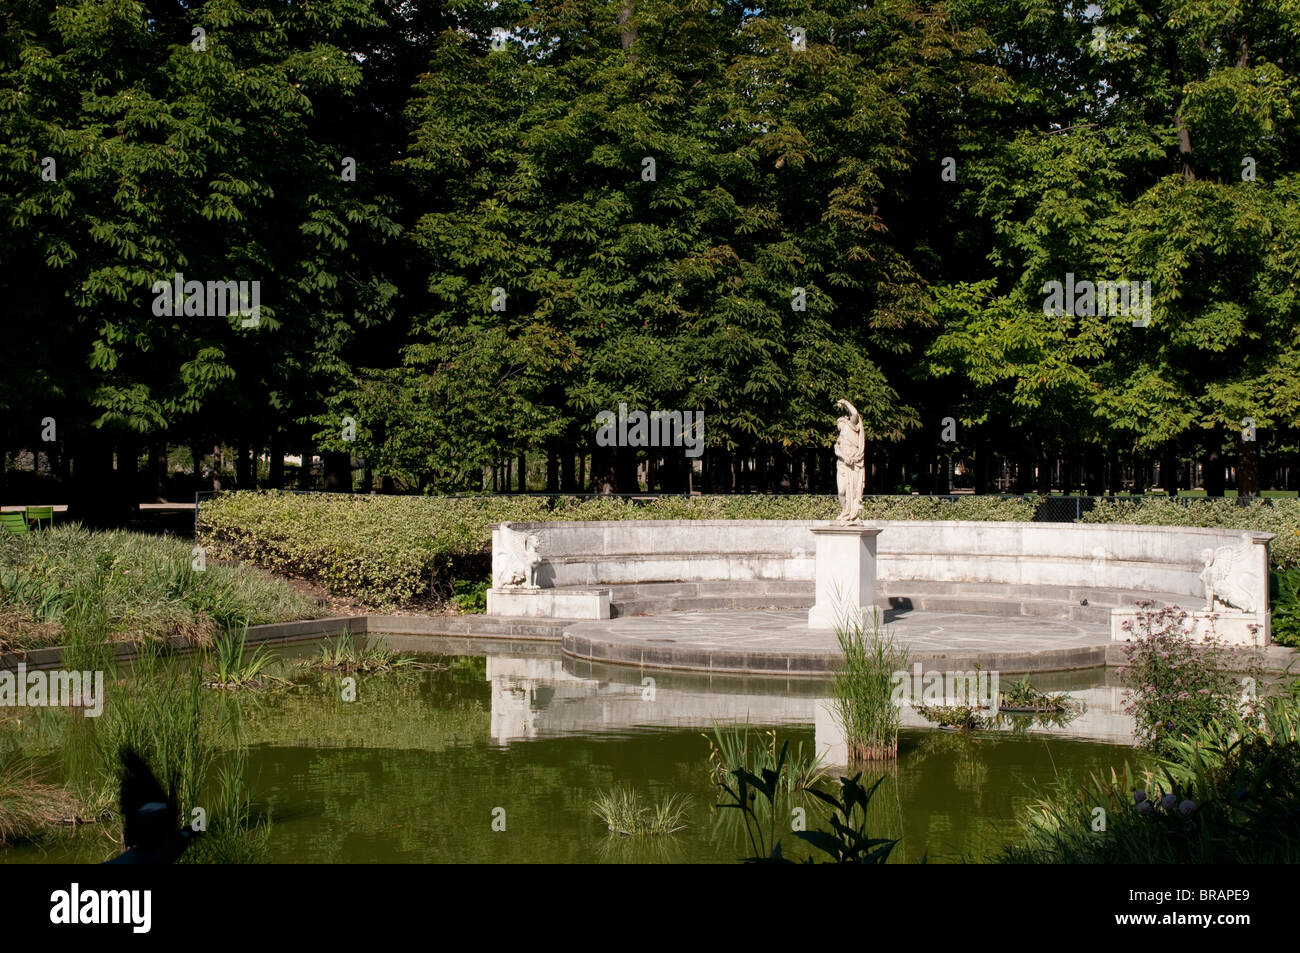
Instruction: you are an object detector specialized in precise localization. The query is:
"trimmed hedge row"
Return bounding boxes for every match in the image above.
[196,491,1298,608]
[195,492,1035,606]
[1079,498,1300,571]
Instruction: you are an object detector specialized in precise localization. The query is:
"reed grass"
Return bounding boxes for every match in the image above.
[704,721,827,792]
[0,754,83,845]
[203,626,287,690]
[829,609,908,761]
[590,786,690,836]
[298,633,426,674]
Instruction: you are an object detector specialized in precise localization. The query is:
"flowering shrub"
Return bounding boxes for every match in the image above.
[1117,604,1260,755]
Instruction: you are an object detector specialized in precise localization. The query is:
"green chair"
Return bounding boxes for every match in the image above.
[0,512,28,534]
[25,506,53,530]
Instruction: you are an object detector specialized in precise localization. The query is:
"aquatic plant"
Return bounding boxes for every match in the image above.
[999,676,1077,713]
[299,633,424,674]
[716,740,900,864]
[0,754,84,845]
[1003,693,1300,864]
[204,626,286,690]
[704,721,827,793]
[917,704,988,731]
[828,610,908,760]
[590,786,690,835]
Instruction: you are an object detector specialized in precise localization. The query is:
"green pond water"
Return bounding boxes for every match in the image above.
[0,637,1138,864]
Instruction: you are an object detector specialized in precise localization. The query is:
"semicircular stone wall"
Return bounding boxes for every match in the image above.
[496,519,1273,606]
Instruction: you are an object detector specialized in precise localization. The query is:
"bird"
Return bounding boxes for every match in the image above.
[103,748,202,864]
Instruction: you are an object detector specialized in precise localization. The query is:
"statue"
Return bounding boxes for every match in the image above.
[494,522,542,589]
[833,399,865,523]
[1200,534,1261,613]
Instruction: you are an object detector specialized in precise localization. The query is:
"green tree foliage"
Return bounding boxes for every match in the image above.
[2,1,1299,499]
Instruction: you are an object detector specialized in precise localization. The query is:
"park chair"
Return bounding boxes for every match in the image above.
[0,512,28,534]
[25,506,54,530]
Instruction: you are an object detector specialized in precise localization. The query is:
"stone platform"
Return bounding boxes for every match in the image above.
[561,607,1116,676]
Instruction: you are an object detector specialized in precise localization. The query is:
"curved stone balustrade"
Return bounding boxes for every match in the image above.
[487,519,1274,645]
[492,518,1270,598]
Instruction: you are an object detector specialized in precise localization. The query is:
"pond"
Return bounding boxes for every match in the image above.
[0,636,1140,864]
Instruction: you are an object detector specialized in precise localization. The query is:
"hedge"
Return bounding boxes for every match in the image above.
[1079,498,1300,571]
[196,491,1299,608]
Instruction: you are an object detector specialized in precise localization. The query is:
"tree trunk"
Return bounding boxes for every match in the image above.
[618,1,637,51]
[269,431,284,489]
[149,441,168,502]
[1204,447,1226,497]
[561,445,577,491]
[323,451,352,492]
[1237,433,1261,498]
[1159,450,1180,496]
[546,444,559,493]
[235,443,254,489]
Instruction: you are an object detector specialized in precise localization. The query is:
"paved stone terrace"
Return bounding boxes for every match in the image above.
[562,607,1118,675]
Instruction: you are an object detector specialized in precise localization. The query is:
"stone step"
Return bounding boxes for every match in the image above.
[592,581,1193,623]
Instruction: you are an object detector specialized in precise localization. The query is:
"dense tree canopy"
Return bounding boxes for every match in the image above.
[2,0,1298,504]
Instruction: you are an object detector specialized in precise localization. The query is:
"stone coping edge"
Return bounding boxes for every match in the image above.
[1,613,566,672]
[495,519,1276,539]
[7,612,1293,678]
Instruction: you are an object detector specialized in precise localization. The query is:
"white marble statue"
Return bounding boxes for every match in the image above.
[494,522,542,589]
[1200,533,1261,613]
[834,399,866,522]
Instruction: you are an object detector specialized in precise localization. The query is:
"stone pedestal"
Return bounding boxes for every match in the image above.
[807,525,882,630]
[1110,607,1267,648]
[487,587,611,619]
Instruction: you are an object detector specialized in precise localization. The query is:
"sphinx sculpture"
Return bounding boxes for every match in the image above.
[493,522,542,589]
[834,399,866,523]
[1200,533,1262,614]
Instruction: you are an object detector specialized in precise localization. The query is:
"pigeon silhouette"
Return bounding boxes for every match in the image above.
[103,748,202,864]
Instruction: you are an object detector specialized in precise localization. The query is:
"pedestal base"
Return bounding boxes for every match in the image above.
[487,587,611,619]
[806,524,882,630]
[1110,607,1268,648]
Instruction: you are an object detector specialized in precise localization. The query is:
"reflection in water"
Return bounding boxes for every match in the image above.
[486,653,1136,754]
[0,641,1139,864]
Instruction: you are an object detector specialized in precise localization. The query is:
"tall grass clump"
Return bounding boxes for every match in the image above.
[299,633,425,674]
[0,754,83,845]
[829,609,908,761]
[96,652,214,816]
[93,650,271,862]
[715,741,901,864]
[704,721,826,793]
[204,625,286,690]
[590,786,690,836]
